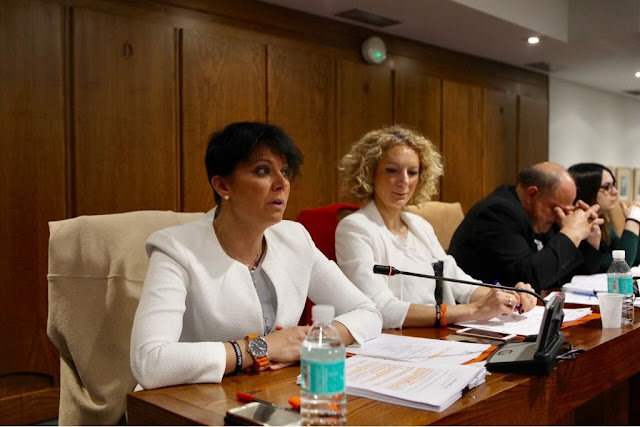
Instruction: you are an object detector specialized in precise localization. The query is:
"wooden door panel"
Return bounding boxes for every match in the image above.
[337,60,393,168]
[0,0,65,422]
[395,57,442,200]
[73,8,177,215]
[483,88,517,196]
[0,0,65,378]
[336,60,392,204]
[442,81,483,212]
[518,96,549,170]
[182,29,265,213]
[267,45,336,219]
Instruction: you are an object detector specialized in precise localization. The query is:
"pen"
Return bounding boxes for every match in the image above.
[568,289,598,297]
[236,392,298,411]
[494,280,523,313]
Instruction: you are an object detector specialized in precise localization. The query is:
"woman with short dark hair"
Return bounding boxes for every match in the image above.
[568,162,640,269]
[131,121,381,389]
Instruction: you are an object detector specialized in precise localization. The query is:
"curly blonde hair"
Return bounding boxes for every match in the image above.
[339,125,443,206]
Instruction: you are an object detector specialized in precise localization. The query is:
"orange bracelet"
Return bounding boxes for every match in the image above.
[440,304,447,328]
[435,304,448,328]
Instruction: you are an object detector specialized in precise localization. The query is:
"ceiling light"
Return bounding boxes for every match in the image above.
[528,36,540,44]
[635,71,640,78]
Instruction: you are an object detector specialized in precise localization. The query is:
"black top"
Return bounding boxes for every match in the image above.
[449,185,602,292]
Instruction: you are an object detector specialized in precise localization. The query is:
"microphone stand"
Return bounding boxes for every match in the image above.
[373,264,546,306]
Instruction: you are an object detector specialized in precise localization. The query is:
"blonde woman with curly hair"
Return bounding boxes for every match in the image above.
[335,125,536,329]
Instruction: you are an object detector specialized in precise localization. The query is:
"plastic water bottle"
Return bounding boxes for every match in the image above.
[300,305,346,426]
[607,250,635,325]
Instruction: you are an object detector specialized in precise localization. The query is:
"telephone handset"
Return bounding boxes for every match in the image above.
[486,292,566,376]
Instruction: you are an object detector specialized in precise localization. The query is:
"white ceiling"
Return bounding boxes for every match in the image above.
[259,0,640,99]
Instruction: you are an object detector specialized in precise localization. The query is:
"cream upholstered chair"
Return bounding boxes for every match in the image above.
[404,201,465,252]
[47,210,203,425]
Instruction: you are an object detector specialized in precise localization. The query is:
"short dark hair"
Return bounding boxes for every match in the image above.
[205,122,304,204]
[568,163,613,205]
[517,165,560,194]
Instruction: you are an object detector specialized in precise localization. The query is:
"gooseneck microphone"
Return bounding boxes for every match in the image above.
[372,264,546,306]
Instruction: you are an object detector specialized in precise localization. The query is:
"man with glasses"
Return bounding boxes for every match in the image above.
[450,162,604,292]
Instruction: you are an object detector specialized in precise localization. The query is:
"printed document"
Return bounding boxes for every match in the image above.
[345,355,486,412]
[347,333,490,365]
[455,306,592,336]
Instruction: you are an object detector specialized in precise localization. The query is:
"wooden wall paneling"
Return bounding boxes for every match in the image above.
[482,88,517,196]
[337,59,393,202]
[394,56,443,200]
[441,81,483,212]
[267,45,336,219]
[181,28,265,213]
[518,95,549,170]
[168,0,548,99]
[0,0,65,423]
[73,8,178,215]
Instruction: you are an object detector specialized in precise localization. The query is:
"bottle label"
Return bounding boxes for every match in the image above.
[300,359,345,395]
[608,276,633,294]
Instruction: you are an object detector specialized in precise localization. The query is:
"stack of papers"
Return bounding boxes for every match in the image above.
[456,306,592,336]
[345,355,486,412]
[562,271,640,306]
[347,333,490,365]
[337,334,489,412]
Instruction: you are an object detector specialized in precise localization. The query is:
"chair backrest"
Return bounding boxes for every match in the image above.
[296,203,360,261]
[295,203,360,325]
[404,201,465,252]
[47,210,203,425]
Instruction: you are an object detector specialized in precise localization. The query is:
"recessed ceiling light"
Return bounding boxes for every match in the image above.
[635,71,640,78]
[528,36,540,44]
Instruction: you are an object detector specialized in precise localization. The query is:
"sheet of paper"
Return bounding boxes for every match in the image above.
[455,306,592,336]
[548,291,599,306]
[562,273,607,294]
[345,355,486,412]
[561,270,640,306]
[347,333,490,365]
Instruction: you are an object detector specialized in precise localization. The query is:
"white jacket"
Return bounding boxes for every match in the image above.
[336,201,477,329]
[131,208,382,389]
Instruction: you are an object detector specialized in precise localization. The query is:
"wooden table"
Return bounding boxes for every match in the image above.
[127,313,640,425]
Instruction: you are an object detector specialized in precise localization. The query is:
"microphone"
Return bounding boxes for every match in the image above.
[372,264,546,306]
[373,264,567,375]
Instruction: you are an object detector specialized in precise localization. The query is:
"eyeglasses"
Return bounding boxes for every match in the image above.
[599,182,617,192]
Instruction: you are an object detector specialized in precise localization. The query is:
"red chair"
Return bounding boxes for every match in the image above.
[296,203,360,325]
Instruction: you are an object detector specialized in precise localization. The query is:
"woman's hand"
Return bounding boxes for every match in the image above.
[470,289,518,322]
[513,282,537,313]
[263,326,310,366]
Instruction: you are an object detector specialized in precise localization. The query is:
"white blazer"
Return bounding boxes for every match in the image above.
[131,208,382,389]
[336,201,477,329]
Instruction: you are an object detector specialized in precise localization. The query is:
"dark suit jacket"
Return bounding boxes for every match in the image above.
[449,185,602,292]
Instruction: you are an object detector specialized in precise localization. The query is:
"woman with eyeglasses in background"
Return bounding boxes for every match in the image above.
[568,163,640,270]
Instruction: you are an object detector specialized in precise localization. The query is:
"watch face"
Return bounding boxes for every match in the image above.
[249,337,268,358]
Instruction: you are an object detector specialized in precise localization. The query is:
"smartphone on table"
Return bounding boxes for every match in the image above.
[456,327,516,342]
[225,401,301,426]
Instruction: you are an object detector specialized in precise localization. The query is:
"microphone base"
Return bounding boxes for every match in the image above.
[486,332,564,376]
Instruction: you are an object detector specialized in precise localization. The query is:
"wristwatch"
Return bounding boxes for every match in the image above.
[245,334,270,370]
